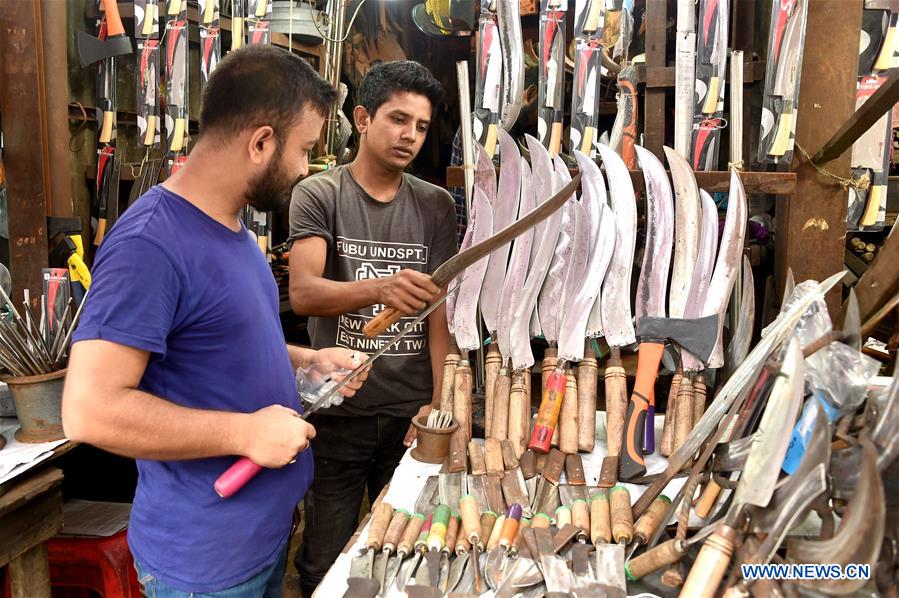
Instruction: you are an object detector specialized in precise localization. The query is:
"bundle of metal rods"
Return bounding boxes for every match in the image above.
[0,286,89,377]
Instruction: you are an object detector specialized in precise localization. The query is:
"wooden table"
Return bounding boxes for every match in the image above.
[0,468,64,598]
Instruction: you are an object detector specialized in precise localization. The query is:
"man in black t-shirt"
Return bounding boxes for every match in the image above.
[288,61,456,596]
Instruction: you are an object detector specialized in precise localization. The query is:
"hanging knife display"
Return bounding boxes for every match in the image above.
[247,0,273,45]
[690,0,729,171]
[164,0,189,176]
[496,0,524,132]
[537,0,568,156]
[758,0,810,163]
[473,1,502,157]
[79,0,131,248]
[569,0,604,157]
[199,0,222,94]
[232,0,246,50]
[136,1,161,150]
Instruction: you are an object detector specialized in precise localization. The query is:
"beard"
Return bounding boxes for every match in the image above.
[244,145,302,212]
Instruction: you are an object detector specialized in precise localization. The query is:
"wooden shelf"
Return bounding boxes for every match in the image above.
[446,166,797,196]
[636,59,767,89]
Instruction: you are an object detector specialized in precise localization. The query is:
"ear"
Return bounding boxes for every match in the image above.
[353,105,370,135]
[246,125,276,165]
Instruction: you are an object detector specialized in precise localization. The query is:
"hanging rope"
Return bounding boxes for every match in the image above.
[794,142,871,191]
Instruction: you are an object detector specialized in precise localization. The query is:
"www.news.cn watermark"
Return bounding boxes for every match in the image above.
[742,563,871,581]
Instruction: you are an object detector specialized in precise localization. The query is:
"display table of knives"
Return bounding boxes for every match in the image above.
[319,415,693,597]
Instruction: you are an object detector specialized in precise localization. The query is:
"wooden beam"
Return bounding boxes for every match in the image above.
[776,0,862,315]
[446,166,796,196]
[638,60,766,88]
[811,69,899,163]
[643,0,667,156]
[0,0,51,301]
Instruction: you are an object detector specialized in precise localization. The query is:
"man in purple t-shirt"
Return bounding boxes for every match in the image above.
[62,46,365,596]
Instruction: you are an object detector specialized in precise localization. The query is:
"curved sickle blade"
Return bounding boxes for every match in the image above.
[537,158,578,343]
[682,188,721,371]
[560,151,617,361]
[702,169,748,368]
[664,146,702,319]
[634,145,675,321]
[525,134,555,267]
[480,130,522,334]
[725,255,755,374]
[596,144,637,346]
[453,187,494,351]
[497,157,537,359]
[556,202,590,361]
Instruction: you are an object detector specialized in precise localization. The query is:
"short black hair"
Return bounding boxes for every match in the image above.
[356,61,444,118]
[199,45,337,140]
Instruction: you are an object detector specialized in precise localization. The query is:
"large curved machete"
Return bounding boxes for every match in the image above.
[453,187,494,351]
[664,146,702,320]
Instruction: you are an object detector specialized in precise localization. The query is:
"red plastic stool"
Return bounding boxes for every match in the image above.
[47,528,141,597]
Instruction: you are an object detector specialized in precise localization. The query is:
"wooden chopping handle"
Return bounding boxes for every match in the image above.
[398,513,426,557]
[659,371,681,457]
[610,485,633,544]
[440,352,460,413]
[559,372,579,454]
[460,494,481,543]
[619,342,665,481]
[692,375,707,428]
[443,513,460,555]
[508,369,530,456]
[571,499,590,539]
[625,538,687,581]
[363,307,402,337]
[694,480,723,519]
[367,502,395,551]
[633,495,670,544]
[542,349,560,447]
[453,359,473,442]
[604,349,627,457]
[577,349,598,452]
[529,368,568,453]
[590,490,612,544]
[480,512,498,550]
[99,110,115,144]
[103,0,128,36]
[549,121,563,157]
[491,368,511,441]
[484,437,505,475]
[214,458,262,498]
[500,439,519,469]
[673,375,694,455]
[484,344,502,437]
[468,440,487,476]
[383,509,410,554]
[680,524,737,598]
[143,114,157,147]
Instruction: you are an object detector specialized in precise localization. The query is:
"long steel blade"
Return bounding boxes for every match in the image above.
[476,143,498,206]
[496,156,537,360]
[732,337,804,510]
[536,157,578,342]
[525,134,555,267]
[596,143,637,346]
[453,187,494,351]
[497,0,524,130]
[481,130,522,334]
[664,146,702,319]
[634,145,674,320]
[726,255,755,373]
[674,0,697,156]
[560,151,616,361]
[682,188,721,371]
[556,201,590,357]
[431,174,581,288]
[702,168,748,368]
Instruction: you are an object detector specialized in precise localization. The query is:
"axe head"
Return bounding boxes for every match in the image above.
[636,315,719,365]
[77,30,133,67]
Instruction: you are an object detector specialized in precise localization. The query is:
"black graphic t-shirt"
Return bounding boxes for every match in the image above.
[288,165,457,417]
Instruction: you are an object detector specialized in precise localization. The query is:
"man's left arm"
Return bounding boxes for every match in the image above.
[404,305,450,447]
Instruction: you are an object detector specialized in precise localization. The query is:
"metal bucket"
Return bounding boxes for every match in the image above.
[2,369,66,443]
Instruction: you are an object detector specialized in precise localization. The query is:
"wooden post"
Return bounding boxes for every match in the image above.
[0,1,51,301]
[776,0,862,315]
[643,0,667,156]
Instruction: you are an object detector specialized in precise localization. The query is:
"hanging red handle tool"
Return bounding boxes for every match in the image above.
[528,366,568,453]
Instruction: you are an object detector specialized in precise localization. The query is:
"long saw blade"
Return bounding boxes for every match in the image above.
[497,156,537,361]
[480,130,522,335]
[560,150,617,361]
[453,187,495,351]
[664,146,702,319]
[681,188,720,371]
[702,168,747,368]
[596,144,637,345]
[634,145,674,321]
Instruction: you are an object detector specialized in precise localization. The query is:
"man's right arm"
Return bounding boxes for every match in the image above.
[288,236,440,317]
[62,339,313,467]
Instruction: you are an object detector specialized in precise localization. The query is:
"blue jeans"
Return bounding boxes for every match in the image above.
[135,544,287,597]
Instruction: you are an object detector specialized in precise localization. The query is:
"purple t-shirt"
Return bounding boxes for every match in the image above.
[73,186,312,592]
